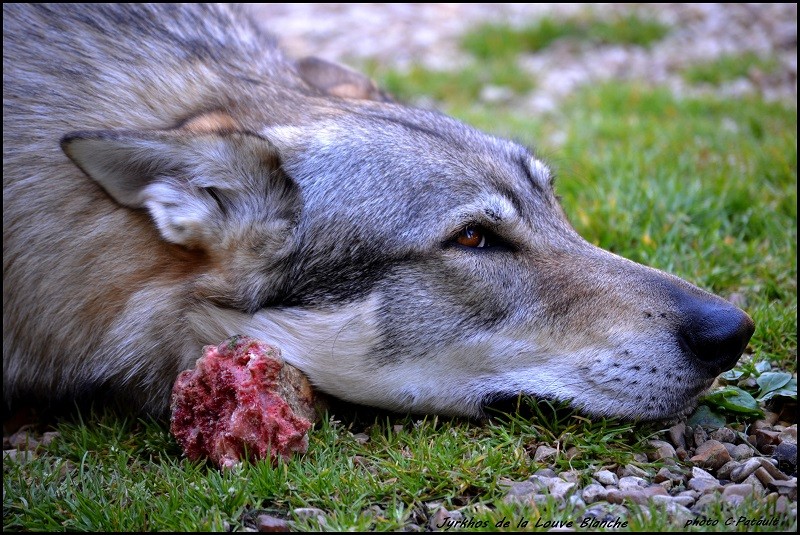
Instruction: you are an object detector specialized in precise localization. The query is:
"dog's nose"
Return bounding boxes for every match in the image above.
[676,295,755,375]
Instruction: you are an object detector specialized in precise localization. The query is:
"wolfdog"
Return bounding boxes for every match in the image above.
[3,4,754,420]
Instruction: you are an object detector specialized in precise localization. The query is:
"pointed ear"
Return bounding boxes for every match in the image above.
[61,130,299,250]
[296,56,393,102]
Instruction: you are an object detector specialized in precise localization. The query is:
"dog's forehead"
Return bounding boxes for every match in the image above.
[266,116,552,197]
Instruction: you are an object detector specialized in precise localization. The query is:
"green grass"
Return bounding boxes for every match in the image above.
[461,14,670,59]
[683,52,781,86]
[373,61,534,107]
[5,399,795,531]
[4,28,797,533]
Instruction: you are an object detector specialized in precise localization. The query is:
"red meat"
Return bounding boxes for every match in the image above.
[170,336,316,468]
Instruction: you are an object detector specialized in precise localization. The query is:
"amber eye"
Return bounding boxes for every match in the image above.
[456,226,487,248]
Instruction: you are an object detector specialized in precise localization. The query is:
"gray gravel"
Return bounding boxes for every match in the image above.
[494,413,797,528]
[247,3,797,112]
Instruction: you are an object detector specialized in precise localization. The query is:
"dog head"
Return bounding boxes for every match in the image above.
[62,59,754,420]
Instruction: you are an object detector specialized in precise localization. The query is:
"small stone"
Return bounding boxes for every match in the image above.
[691,466,717,481]
[535,468,557,478]
[731,458,762,482]
[565,446,580,460]
[722,483,754,499]
[716,461,740,480]
[550,480,577,499]
[690,439,732,471]
[670,495,697,507]
[583,504,631,526]
[594,469,618,486]
[643,485,669,498]
[742,473,766,495]
[569,495,586,510]
[688,469,722,494]
[534,445,558,462]
[425,501,443,512]
[710,427,737,443]
[691,494,718,512]
[618,476,648,491]
[352,433,369,445]
[654,467,685,484]
[774,495,791,514]
[668,422,686,449]
[762,411,780,425]
[527,474,557,492]
[683,425,695,449]
[503,480,537,500]
[293,508,325,520]
[738,376,757,389]
[752,419,773,431]
[57,460,77,479]
[774,442,797,475]
[756,457,790,481]
[768,479,797,501]
[653,500,694,524]
[778,425,797,446]
[392,424,404,434]
[688,477,721,494]
[3,449,35,463]
[582,484,608,504]
[428,507,462,531]
[731,443,756,460]
[753,466,777,488]
[653,467,670,484]
[558,469,581,483]
[8,429,39,451]
[648,440,676,460]
[693,426,708,447]
[632,453,648,464]
[650,495,678,506]
[723,494,745,507]
[606,488,648,505]
[756,429,782,451]
[257,514,291,532]
[40,431,60,448]
[607,486,666,505]
[620,464,649,478]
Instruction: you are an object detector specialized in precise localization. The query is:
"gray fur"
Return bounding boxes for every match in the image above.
[3,4,753,419]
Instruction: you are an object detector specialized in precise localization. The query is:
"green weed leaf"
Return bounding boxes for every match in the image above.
[687,405,727,428]
[701,386,763,417]
[756,371,792,397]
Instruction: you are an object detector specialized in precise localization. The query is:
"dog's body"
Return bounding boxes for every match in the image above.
[3,4,754,420]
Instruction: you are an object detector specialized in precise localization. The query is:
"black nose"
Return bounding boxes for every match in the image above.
[677,295,755,374]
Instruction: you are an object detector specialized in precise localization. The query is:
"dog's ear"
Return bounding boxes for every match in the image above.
[296,56,393,102]
[61,130,300,251]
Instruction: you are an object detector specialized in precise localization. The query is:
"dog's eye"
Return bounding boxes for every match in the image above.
[456,226,488,248]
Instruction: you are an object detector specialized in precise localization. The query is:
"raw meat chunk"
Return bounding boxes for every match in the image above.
[170,336,317,468]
